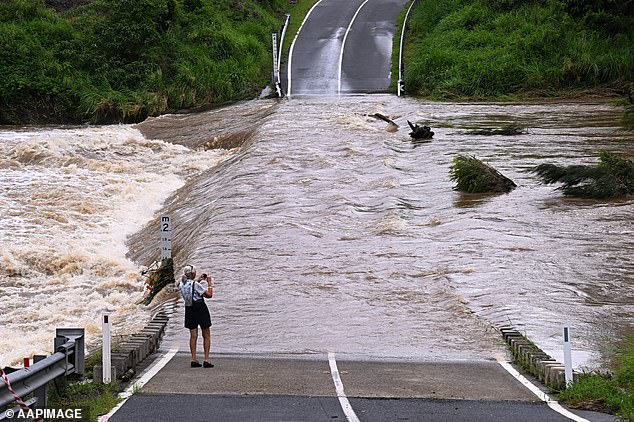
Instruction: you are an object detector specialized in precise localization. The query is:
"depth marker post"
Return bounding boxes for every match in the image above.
[102,311,112,384]
[563,325,573,386]
[160,215,172,259]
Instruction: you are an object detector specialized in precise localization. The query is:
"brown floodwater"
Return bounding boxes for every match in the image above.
[129,95,634,367]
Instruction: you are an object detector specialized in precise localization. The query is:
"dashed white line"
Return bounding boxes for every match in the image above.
[328,352,361,422]
[337,0,371,95]
[496,358,590,422]
[287,0,326,97]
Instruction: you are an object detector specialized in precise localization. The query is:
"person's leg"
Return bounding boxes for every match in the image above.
[189,328,198,362]
[201,327,211,362]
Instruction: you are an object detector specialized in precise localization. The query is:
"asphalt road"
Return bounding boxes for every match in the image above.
[287,0,408,95]
[107,353,611,422]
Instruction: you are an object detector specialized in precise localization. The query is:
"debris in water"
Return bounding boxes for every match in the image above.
[368,113,399,132]
[531,150,634,198]
[138,258,175,306]
[449,154,517,193]
[407,120,434,141]
[466,125,528,136]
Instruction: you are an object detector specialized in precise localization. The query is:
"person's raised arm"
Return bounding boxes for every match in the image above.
[202,276,214,298]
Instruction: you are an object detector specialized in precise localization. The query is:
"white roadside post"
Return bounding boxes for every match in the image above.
[160,215,172,260]
[563,325,573,386]
[102,311,112,384]
[272,33,281,97]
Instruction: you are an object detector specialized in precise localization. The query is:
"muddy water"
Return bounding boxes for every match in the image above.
[130,95,634,366]
[2,96,632,367]
[0,125,230,366]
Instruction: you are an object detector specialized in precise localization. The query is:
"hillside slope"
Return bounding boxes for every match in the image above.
[401,0,634,100]
[0,0,287,124]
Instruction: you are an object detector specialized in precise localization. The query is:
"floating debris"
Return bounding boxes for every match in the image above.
[368,113,399,132]
[466,125,528,136]
[449,154,517,193]
[138,258,176,306]
[407,120,434,140]
[531,150,634,198]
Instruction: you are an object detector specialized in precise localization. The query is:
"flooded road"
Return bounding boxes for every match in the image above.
[1,95,633,367]
[133,95,634,366]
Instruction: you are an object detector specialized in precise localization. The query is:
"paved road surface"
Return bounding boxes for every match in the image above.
[108,353,610,422]
[287,0,408,95]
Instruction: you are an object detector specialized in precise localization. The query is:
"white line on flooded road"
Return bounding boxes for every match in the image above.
[337,0,371,95]
[287,0,326,97]
[328,352,361,422]
[496,358,590,422]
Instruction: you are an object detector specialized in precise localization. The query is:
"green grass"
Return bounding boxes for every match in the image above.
[0,0,292,124]
[398,0,633,100]
[559,338,634,420]
[48,379,121,422]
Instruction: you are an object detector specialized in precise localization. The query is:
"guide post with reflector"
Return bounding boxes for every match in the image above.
[563,325,573,386]
[102,311,112,384]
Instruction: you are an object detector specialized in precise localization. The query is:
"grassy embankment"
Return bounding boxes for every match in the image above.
[558,339,634,420]
[396,0,633,100]
[0,0,292,124]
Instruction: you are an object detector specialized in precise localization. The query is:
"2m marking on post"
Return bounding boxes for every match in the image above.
[160,215,172,259]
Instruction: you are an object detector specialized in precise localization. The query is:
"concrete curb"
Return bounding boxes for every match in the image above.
[499,327,578,390]
[93,311,169,383]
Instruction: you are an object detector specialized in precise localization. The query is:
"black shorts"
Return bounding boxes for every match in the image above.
[184,300,212,329]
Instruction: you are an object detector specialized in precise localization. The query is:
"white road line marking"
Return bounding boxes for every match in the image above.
[287,0,326,97]
[328,352,361,422]
[338,0,371,95]
[496,358,590,422]
[98,344,179,422]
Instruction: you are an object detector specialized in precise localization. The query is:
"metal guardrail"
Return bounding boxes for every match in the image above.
[0,328,84,419]
[397,0,419,96]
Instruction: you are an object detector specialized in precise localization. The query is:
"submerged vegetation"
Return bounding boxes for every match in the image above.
[559,339,634,420]
[465,125,528,136]
[0,0,289,124]
[532,150,634,198]
[402,0,634,100]
[449,154,517,193]
[138,258,175,306]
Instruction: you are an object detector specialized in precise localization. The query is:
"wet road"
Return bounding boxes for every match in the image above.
[287,0,407,95]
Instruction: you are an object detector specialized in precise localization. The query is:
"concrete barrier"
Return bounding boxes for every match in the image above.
[499,327,577,390]
[93,311,169,384]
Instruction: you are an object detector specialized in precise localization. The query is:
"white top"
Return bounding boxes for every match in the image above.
[179,279,208,306]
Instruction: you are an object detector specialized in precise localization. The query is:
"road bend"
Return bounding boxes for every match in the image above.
[288,0,407,95]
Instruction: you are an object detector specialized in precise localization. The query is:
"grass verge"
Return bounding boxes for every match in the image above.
[559,339,634,420]
[399,0,633,100]
[48,380,120,422]
[47,349,119,422]
[0,0,291,124]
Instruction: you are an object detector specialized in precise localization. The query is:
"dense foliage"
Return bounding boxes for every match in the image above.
[402,0,634,99]
[532,150,634,198]
[0,0,287,123]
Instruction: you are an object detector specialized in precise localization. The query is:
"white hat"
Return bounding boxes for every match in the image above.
[183,264,196,276]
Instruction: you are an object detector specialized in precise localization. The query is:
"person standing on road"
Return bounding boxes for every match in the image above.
[179,264,214,368]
